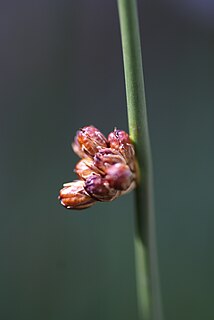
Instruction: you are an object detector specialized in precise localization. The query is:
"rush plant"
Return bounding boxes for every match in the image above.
[59,1,163,319]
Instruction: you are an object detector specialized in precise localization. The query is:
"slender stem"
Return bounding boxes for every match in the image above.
[117,1,163,320]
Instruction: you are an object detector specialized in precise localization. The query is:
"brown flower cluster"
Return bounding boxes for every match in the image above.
[59,126,137,210]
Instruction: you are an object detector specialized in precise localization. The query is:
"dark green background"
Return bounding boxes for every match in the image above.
[1,1,213,319]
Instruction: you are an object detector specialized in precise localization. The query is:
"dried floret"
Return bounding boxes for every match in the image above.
[108,128,135,171]
[72,125,108,158]
[75,158,100,180]
[105,163,134,191]
[59,180,95,209]
[108,129,131,149]
[93,148,126,173]
[85,175,119,202]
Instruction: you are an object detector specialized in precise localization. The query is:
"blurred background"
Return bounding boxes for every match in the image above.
[0,1,214,319]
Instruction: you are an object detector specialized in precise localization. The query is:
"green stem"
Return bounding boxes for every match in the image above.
[117,1,163,320]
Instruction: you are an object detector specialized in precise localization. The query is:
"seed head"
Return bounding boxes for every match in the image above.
[59,126,137,210]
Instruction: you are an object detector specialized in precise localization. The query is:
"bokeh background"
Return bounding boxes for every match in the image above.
[0,1,214,319]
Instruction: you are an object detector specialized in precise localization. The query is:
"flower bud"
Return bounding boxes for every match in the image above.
[85,175,119,202]
[75,158,100,180]
[59,180,95,209]
[93,148,126,173]
[108,129,131,149]
[118,143,136,172]
[105,163,134,191]
[108,129,135,171]
[72,126,108,158]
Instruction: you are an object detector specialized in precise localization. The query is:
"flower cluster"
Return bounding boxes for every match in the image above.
[59,126,137,210]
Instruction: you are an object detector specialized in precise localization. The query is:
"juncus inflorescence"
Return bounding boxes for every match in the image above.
[59,126,137,210]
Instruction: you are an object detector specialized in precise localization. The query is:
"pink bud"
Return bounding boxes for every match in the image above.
[85,175,119,202]
[108,129,131,150]
[93,148,126,173]
[105,163,134,191]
